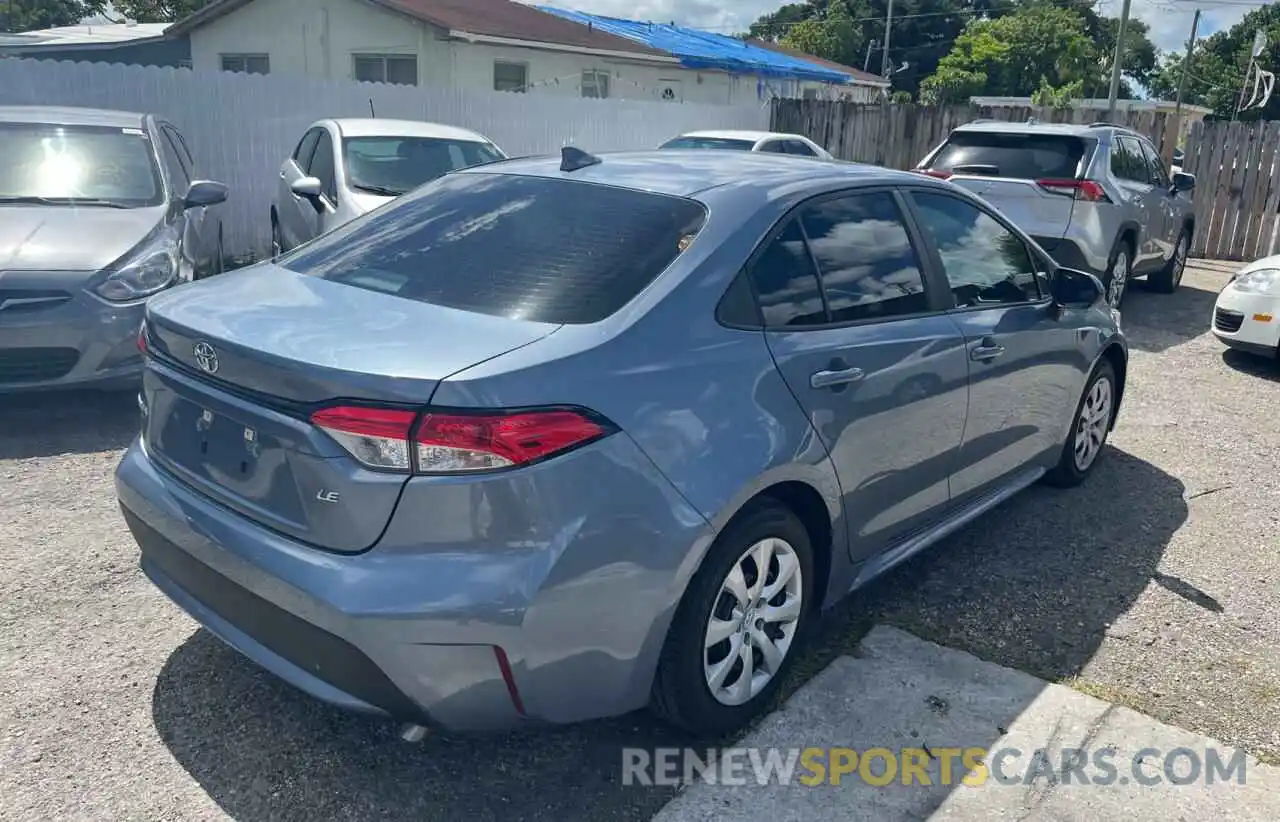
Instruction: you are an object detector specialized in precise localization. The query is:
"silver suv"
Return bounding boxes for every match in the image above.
[916,121,1196,308]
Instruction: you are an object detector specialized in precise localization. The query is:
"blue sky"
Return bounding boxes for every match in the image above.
[534,0,1255,53]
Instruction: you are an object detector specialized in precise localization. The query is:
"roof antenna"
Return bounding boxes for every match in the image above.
[561,146,602,172]
[369,98,376,117]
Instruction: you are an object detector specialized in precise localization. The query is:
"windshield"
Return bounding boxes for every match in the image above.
[660,136,755,151]
[0,122,163,207]
[342,136,505,196]
[281,172,708,325]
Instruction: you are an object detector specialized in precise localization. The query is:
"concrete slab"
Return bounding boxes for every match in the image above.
[651,626,1280,821]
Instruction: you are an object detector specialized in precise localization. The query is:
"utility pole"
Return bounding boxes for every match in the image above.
[1174,9,1201,124]
[864,38,878,74]
[1106,0,1133,121]
[881,0,894,79]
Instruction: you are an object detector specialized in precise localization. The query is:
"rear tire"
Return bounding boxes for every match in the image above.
[650,500,814,737]
[1148,230,1189,293]
[1102,238,1133,309]
[1045,359,1117,488]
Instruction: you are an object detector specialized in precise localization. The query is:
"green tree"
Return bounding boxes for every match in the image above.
[1146,4,1280,119]
[747,0,1014,99]
[1,0,106,31]
[920,4,1099,102]
[109,0,214,23]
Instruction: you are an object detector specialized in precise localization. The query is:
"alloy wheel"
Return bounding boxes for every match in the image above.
[1107,250,1129,308]
[1073,375,1113,472]
[703,537,804,707]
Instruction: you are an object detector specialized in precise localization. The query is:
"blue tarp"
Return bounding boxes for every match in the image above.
[536,8,855,84]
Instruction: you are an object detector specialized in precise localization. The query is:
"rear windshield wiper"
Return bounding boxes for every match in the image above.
[949,163,1001,175]
[350,184,404,197]
[0,195,130,208]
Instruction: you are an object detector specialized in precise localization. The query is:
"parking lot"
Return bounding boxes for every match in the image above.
[1,260,1278,821]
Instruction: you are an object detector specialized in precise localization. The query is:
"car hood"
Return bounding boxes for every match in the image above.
[0,204,165,271]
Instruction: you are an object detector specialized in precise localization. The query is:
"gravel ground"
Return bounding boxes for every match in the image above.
[1,260,1277,820]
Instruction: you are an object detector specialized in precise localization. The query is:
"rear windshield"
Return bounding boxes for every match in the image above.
[928,131,1087,180]
[343,136,504,196]
[660,136,755,151]
[0,122,163,207]
[280,172,708,324]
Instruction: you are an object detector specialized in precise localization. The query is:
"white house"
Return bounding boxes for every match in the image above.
[167,0,887,106]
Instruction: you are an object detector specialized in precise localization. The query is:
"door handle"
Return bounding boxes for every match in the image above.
[970,338,1006,362]
[810,367,864,389]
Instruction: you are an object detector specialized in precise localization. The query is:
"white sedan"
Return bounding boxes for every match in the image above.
[658,130,832,158]
[271,118,505,254]
[1212,256,1280,359]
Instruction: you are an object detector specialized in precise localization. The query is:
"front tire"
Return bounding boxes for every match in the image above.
[650,501,814,736]
[1045,359,1117,488]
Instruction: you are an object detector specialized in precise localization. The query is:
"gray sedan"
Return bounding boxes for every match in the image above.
[0,105,227,392]
[119,149,1125,737]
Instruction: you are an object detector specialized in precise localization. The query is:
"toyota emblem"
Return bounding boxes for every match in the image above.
[193,341,219,374]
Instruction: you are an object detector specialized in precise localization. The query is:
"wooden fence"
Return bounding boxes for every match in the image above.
[770,100,1178,171]
[1181,119,1280,261]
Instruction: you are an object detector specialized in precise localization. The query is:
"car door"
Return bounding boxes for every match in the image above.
[159,123,213,276]
[752,189,970,563]
[1138,138,1176,262]
[278,127,322,248]
[1112,135,1161,270]
[904,188,1082,503]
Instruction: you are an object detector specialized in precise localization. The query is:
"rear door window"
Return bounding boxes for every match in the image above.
[797,191,929,323]
[281,173,708,325]
[784,140,818,156]
[757,141,787,154]
[929,131,1086,180]
[1111,136,1150,184]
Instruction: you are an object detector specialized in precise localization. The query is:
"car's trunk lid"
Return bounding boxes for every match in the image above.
[141,263,560,552]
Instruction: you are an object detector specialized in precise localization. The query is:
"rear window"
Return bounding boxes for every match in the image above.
[928,131,1086,180]
[280,172,708,325]
[660,136,755,151]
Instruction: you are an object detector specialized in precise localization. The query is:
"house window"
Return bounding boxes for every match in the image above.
[494,61,528,92]
[220,53,269,74]
[581,69,610,99]
[802,87,819,100]
[353,54,418,86]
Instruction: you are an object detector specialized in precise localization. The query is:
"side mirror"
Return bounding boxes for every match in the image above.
[182,180,228,209]
[290,176,327,213]
[1171,171,1195,194]
[1051,267,1105,308]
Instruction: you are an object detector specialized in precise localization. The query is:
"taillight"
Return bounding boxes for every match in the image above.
[311,406,417,471]
[1037,179,1110,202]
[913,169,952,180]
[136,322,148,355]
[310,405,613,474]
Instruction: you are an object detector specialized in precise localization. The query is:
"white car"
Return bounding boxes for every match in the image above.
[1212,255,1280,359]
[271,118,505,254]
[658,130,833,158]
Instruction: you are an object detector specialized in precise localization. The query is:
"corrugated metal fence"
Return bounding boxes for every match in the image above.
[0,58,769,258]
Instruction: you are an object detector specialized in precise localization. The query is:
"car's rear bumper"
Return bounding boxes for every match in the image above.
[1033,236,1107,277]
[1212,286,1280,357]
[114,432,714,732]
[0,290,145,392]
